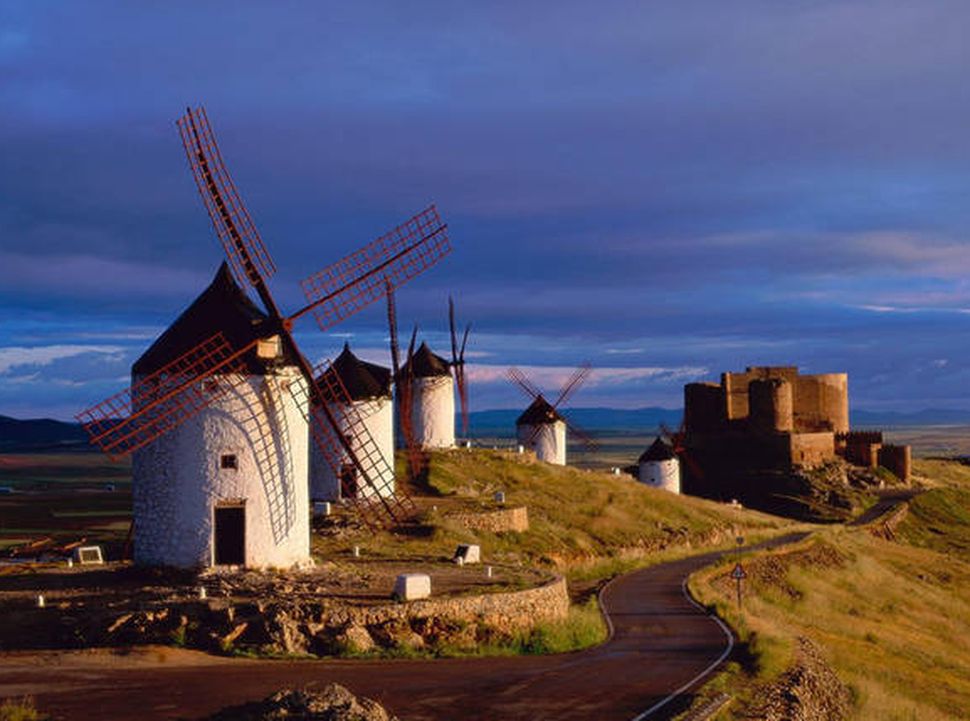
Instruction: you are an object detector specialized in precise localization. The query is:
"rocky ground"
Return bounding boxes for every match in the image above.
[0,559,554,657]
[205,684,398,721]
[737,638,852,721]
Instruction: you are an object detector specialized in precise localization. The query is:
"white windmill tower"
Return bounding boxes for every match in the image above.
[402,342,455,449]
[516,397,568,465]
[508,365,596,466]
[130,263,310,569]
[76,107,452,567]
[637,437,681,493]
[311,344,394,502]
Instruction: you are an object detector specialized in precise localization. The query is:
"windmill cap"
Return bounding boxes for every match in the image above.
[639,437,676,463]
[401,341,451,378]
[516,395,565,425]
[318,344,391,401]
[132,262,292,376]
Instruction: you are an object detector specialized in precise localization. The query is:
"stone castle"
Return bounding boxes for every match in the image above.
[681,366,910,503]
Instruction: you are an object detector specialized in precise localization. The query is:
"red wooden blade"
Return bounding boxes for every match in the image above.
[552,362,592,410]
[177,106,277,288]
[298,205,450,331]
[304,360,416,527]
[565,418,598,452]
[75,334,255,459]
[449,296,459,365]
[507,367,542,401]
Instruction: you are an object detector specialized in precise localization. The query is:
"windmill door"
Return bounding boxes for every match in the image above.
[339,464,359,499]
[214,504,245,565]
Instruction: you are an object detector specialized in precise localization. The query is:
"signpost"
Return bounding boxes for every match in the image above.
[731,561,747,613]
[732,532,746,614]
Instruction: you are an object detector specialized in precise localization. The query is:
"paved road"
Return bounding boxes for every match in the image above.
[0,534,805,721]
[849,487,922,527]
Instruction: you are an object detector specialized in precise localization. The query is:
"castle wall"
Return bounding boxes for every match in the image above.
[723,367,798,421]
[412,375,455,449]
[310,397,394,501]
[132,368,309,569]
[684,382,725,434]
[793,373,849,432]
[878,444,912,482]
[638,458,681,493]
[749,378,794,433]
[517,420,567,465]
[788,432,835,467]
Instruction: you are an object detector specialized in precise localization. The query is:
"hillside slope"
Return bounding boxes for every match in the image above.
[317,448,794,587]
[687,459,970,720]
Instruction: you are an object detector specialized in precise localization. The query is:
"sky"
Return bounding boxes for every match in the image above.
[2,1,970,420]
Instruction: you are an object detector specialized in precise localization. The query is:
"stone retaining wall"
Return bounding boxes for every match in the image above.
[450,506,529,533]
[11,574,568,657]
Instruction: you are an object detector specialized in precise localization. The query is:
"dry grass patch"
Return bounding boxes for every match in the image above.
[690,466,970,720]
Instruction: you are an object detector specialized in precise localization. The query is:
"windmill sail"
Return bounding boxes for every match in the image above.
[177,107,277,288]
[299,205,450,331]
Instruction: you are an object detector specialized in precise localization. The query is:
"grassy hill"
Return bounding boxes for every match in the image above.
[316,448,795,590]
[687,459,970,719]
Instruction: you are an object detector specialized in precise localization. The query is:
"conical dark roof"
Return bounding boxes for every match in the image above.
[401,341,451,378]
[638,437,676,463]
[516,395,565,426]
[322,343,391,401]
[133,263,288,376]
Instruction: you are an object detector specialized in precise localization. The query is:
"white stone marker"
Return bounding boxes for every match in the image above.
[353,545,361,558]
[36,594,45,608]
[74,546,104,565]
[454,544,481,565]
[494,491,506,504]
[313,501,333,517]
[393,573,431,601]
[486,566,493,578]
[198,586,207,600]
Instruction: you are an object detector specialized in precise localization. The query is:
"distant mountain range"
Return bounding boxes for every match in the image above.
[467,407,684,435]
[4,407,970,452]
[0,414,92,452]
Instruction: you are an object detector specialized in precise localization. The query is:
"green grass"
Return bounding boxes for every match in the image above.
[688,459,970,720]
[329,448,793,577]
[0,697,47,721]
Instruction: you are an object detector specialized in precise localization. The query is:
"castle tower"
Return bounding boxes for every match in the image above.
[516,396,567,465]
[402,342,455,449]
[131,264,309,569]
[637,437,681,493]
[749,378,794,433]
[310,344,394,501]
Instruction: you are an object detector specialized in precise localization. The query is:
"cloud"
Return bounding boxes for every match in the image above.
[467,364,708,388]
[0,252,208,301]
[0,344,125,374]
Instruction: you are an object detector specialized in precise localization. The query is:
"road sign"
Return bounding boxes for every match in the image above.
[730,563,747,580]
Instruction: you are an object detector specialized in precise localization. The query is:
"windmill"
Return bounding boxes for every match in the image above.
[76,107,451,560]
[385,283,425,483]
[400,340,455,449]
[659,419,706,488]
[507,364,597,465]
[448,296,471,439]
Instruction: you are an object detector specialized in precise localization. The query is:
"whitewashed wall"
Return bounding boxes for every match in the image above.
[132,368,309,569]
[638,459,681,493]
[310,397,394,500]
[517,421,567,465]
[411,375,455,449]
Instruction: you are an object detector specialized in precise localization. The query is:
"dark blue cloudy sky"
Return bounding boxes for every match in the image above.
[2,1,970,419]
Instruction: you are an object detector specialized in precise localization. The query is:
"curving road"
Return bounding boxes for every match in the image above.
[0,534,804,721]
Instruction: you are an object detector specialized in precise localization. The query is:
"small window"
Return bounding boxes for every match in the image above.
[220,454,238,470]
